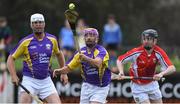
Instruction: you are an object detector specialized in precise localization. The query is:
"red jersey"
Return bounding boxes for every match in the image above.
[118,45,172,84]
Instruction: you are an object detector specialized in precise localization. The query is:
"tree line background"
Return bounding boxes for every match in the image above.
[0,0,180,47]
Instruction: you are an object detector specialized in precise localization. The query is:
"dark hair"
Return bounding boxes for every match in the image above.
[108,14,115,20]
[141,29,158,38]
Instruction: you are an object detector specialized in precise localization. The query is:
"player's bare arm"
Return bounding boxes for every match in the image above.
[79,53,103,68]
[154,65,176,80]
[56,51,65,68]
[56,51,68,85]
[116,60,124,75]
[161,65,176,76]
[116,60,125,80]
[7,55,19,85]
[53,66,71,77]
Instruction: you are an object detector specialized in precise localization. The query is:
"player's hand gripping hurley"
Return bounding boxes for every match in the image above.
[64,3,81,53]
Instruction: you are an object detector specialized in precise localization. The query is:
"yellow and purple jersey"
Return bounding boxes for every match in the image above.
[10,33,60,79]
[67,45,111,87]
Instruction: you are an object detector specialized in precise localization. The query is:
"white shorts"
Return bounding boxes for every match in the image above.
[80,82,110,104]
[130,81,159,93]
[131,81,162,103]
[20,76,57,99]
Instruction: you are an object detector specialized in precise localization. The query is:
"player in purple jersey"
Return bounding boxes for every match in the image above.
[53,28,111,104]
[7,13,67,103]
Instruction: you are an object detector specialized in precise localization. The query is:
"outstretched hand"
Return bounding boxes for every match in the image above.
[53,69,61,78]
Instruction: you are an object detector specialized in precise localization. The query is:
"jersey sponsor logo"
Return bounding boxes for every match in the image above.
[86,66,98,75]
[39,53,49,63]
[46,44,51,50]
[29,45,37,49]
[81,50,86,53]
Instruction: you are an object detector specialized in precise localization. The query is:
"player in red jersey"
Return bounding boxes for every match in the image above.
[117,29,176,103]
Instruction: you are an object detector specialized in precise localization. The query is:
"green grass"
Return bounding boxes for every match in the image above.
[15,56,180,72]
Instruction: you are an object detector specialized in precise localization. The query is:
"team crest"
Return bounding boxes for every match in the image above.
[153,58,157,63]
[46,44,51,50]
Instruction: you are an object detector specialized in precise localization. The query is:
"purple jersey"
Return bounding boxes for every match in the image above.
[67,45,111,87]
[11,33,60,79]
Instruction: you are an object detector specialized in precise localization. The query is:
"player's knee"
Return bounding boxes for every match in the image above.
[19,92,32,103]
[44,93,61,103]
